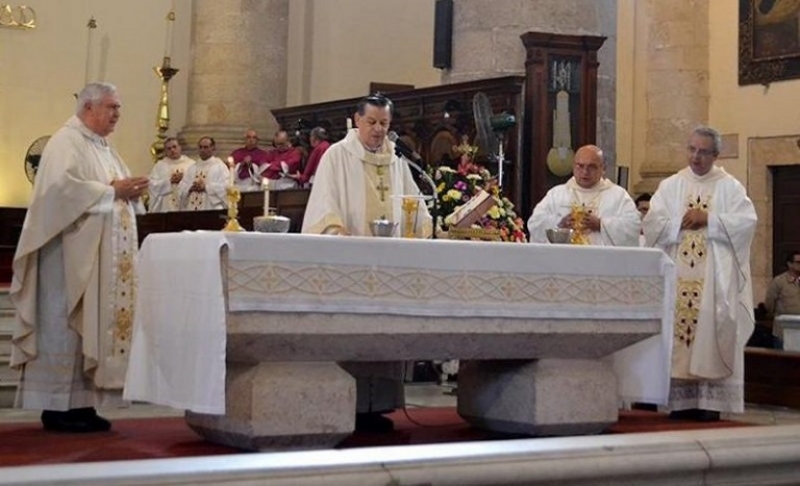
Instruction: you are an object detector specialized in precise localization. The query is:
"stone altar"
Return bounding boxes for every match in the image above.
[125,232,674,450]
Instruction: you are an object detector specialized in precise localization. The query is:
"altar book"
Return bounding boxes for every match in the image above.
[448,189,496,228]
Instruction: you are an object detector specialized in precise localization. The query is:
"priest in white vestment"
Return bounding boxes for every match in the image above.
[527,145,671,407]
[177,136,230,211]
[302,94,432,431]
[147,137,194,213]
[11,83,149,432]
[644,126,757,421]
[527,144,640,247]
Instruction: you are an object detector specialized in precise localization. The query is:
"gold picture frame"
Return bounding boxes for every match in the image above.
[739,0,800,85]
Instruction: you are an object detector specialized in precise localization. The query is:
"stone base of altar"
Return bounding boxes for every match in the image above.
[186,362,355,451]
[458,359,618,436]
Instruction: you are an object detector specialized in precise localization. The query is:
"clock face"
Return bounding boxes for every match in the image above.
[546,146,575,177]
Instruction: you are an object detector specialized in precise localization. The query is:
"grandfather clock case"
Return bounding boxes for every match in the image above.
[520,32,606,214]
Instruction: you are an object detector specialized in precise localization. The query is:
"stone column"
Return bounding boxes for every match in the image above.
[633,0,709,194]
[179,0,289,156]
[444,0,617,169]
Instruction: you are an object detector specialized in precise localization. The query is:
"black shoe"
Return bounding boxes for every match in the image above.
[41,408,112,433]
[355,413,394,433]
[631,402,658,412]
[668,409,699,420]
[695,410,721,422]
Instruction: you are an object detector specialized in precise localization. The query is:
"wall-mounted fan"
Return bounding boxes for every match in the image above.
[24,136,50,184]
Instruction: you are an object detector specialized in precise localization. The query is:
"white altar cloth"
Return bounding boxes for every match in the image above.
[124,232,675,414]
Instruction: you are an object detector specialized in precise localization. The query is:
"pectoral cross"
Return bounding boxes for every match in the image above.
[376,178,389,202]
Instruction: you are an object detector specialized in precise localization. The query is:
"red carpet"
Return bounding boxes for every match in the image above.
[0,408,750,467]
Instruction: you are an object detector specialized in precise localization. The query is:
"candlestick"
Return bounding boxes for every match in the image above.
[149,56,179,161]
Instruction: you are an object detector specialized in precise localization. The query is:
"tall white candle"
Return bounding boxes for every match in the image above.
[263,186,271,216]
[346,117,352,130]
[163,10,175,59]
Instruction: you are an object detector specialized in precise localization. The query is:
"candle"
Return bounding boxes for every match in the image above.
[228,163,234,187]
[263,184,271,216]
[346,117,352,130]
[163,10,175,59]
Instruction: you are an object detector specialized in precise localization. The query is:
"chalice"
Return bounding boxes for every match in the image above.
[223,185,245,232]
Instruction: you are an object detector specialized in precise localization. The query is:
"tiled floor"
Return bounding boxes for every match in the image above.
[1,383,800,426]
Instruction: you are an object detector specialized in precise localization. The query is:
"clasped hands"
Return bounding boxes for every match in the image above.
[112,176,149,201]
[189,178,206,193]
[558,212,601,232]
[681,208,708,230]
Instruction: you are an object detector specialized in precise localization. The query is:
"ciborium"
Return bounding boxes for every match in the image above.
[569,204,590,245]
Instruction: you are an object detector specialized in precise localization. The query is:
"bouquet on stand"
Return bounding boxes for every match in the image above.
[431,139,527,243]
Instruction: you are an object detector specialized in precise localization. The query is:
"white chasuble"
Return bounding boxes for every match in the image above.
[177,157,229,211]
[643,166,756,413]
[12,116,140,409]
[148,155,195,212]
[302,129,431,237]
[527,177,640,247]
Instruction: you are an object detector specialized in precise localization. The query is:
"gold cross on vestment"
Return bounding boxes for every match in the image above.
[376,178,389,202]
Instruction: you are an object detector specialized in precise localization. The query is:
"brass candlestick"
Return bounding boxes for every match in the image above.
[223,185,245,232]
[149,55,179,162]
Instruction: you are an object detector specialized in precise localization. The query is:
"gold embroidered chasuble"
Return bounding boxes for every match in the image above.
[643,166,757,413]
[11,116,139,401]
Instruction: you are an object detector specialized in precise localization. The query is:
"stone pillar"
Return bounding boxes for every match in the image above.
[444,0,617,169]
[633,0,709,194]
[178,0,289,156]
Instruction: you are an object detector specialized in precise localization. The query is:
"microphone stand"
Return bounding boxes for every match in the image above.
[394,149,439,239]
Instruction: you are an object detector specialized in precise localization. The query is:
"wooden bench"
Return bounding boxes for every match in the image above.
[745,347,800,409]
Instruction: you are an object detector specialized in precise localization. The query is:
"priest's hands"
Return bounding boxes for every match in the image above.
[582,213,602,232]
[170,170,184,184]
[112,176,149,201]
[558,212,601,232]
[190,178,206,193]
[681,208,708,230]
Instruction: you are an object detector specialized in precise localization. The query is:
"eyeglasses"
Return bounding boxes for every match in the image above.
[687,145,717,157]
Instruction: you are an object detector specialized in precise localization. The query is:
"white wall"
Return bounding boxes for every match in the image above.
[0,0,192,207]
[286,0,442,106]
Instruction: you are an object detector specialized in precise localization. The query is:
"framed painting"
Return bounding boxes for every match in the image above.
[739,0,800,85]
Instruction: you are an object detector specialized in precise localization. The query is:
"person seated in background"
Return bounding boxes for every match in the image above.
[263,130,303,190]
[764,250,800,347]
[230,129,268,190]
[527,144,641,246]
[148,137,195,213]
[178,136,229,210]
[288,126,331,187]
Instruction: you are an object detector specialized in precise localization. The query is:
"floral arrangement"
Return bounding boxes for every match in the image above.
[430,143,527,243]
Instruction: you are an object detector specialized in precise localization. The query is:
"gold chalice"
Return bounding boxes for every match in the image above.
[223,185,245,232]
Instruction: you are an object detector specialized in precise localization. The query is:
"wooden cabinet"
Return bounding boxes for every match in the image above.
[521,32,606,212]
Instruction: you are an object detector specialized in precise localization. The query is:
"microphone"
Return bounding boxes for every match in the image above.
[388,131,422,162]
